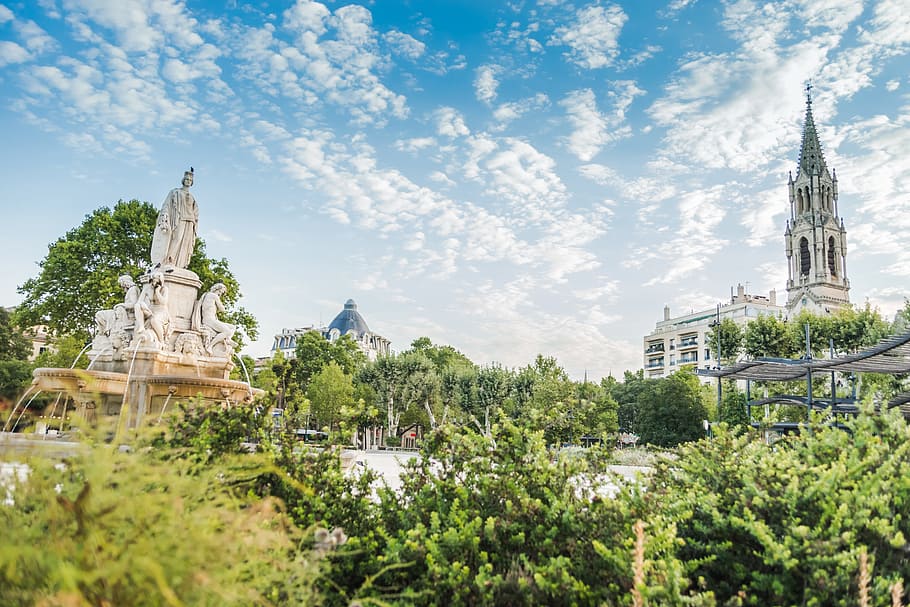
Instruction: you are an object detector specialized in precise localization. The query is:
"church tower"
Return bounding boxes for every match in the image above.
[785,88,850,316]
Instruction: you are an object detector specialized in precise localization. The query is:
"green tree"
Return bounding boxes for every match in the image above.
[636,369,709,447]
[0,307,33,401]
[705,317,744,364]
[398,351,441,429]
[604,369,652,434]
[16,200,257,345]
[307,361,355,435]
[294,331,365,392]
[744,312,793,359]
[357,354,408,437]
[829,303,891,353]
[461,364,513,436]
[717,382,750,428]
[405,336,475,372]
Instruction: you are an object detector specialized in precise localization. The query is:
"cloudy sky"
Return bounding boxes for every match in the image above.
[1,0,908,378]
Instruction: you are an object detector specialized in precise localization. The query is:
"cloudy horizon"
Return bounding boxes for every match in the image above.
[1,0,908,379]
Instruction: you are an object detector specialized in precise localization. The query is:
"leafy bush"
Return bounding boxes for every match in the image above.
[0,447,323,606]
[640,408,910,606]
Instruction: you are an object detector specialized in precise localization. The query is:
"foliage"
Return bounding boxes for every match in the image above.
[329,419,703,607]
[406,336,475,372]
[294,331,365,392]
[0,359,33,402]
[717,382,750,429]
[644,408,910,606]
[150,399,271,465]
[635,369,710,447]
[307,361,355,435]
[0,307,32,361]
[705,317,744,364]
[15,200,257,345]
[0,446,323,606]
[743,313,793,359]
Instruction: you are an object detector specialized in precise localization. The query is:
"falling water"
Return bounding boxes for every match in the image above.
[70,341,93,369]
[3,386,37,432]
[41,394,70,440]
[116,335,144,438]
[86,346,112,371]
[155,391,174,425]
[8,390,44,434]
[234,353,254,399]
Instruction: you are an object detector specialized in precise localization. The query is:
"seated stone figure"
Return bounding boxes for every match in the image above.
[135,272,170,346]
[194,282,236,357]
[93,275,140,353]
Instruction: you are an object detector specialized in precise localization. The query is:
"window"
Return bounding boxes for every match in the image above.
[828,236,837,276]
[799,237,811,276]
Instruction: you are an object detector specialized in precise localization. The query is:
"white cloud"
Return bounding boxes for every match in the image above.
[15,19,56,53]
[492,93,549,128]
[550,4,627,69]
[395,137,436,152]
[0,5,14,23]
[434,106,470,137]
[62,0,204,52]
[640,185,729,286]
[560,89,609,161]
[384,30,425,60]
[885,80,900,92]
[474,64,499,104]
[0,41,30,66]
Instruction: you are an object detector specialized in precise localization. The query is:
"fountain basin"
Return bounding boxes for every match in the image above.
[29,367,263,432]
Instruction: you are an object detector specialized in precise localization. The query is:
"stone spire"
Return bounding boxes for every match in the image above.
[796,85,830,180]
[784,84,850,316]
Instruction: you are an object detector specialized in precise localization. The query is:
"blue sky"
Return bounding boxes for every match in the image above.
[1,0,908,379]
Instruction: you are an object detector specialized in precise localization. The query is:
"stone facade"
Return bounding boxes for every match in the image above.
[643,286,785,378]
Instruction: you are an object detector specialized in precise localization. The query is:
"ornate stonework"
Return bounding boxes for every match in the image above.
[784,89,851,316]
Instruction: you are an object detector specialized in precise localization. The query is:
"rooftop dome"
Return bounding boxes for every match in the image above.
[327,299,370,336]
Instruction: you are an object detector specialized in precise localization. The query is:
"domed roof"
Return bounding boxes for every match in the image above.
[327,299,370,336]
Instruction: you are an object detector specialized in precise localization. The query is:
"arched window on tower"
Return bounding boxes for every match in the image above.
[796,189,804,214]
[828,236,837,276]
[799,237,811,276]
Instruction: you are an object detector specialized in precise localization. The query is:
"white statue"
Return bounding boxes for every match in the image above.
[135,272,170,346]
[94,275,139,334]
[151,168,198,270]
[195,282,236,356]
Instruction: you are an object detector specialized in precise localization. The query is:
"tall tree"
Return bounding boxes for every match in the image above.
[0,308,34,401]
[636,369,709,447]
[16,200,257,345]
[705,318,744,365]
[307,361,354,434]
[294,331,365,392]
[743,313,793,359]
[357,355,407,438]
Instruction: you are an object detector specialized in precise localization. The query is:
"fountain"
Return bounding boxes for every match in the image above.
[29,168,262,437]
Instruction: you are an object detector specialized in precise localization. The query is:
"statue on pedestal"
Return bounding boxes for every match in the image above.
[151,168,198,270]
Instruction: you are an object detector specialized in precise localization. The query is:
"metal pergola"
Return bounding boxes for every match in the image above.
[696,330,910,428]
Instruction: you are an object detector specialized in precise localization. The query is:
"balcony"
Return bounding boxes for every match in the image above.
[679,354,698,364]
[678,337,698,349]
[646,359,665,369]
[645,343,665,354]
